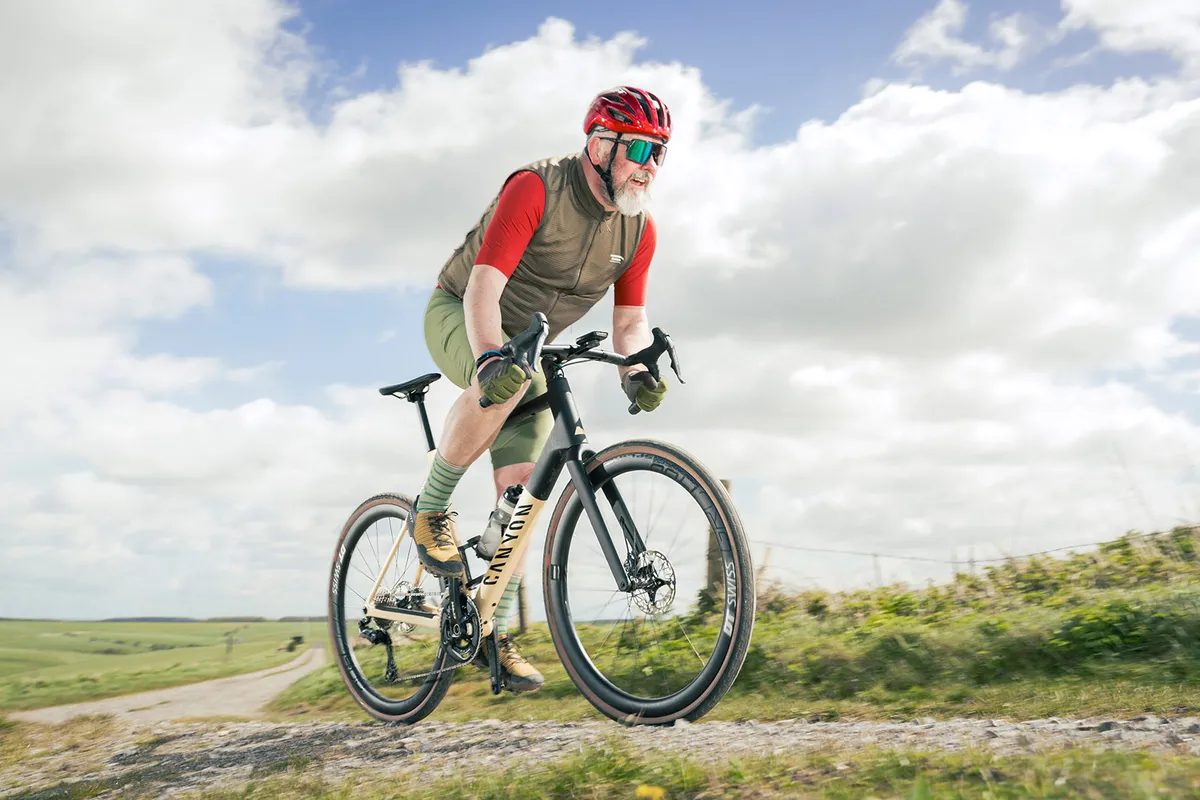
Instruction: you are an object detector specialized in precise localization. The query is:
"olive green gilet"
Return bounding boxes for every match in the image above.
[436,153,648,343]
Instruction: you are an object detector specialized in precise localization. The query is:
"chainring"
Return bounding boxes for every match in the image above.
[368,592,483,685]
[441,593,482,663]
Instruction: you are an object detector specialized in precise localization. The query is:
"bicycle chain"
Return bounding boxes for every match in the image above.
[383,594,484,684]
[386,635,482,684]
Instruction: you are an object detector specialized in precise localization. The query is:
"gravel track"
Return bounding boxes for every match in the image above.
[6,713,1200,798]
[5,646,326,726]
[7,647,1200,797]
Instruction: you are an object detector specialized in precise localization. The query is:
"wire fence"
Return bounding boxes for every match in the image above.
[696,461,1200,595]
[748,537,1116,566]
[742,524,1200,595]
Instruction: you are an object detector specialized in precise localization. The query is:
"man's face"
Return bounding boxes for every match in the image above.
[597,132,666,216]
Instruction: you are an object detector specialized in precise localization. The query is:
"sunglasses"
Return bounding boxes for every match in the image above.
[602,137,667,166]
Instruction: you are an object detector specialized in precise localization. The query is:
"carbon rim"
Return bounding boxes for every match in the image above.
[545,446,747,721]
[328,496,452,717]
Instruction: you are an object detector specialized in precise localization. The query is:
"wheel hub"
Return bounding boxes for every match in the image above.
[628,549,675,615]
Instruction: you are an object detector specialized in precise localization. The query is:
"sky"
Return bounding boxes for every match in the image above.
[1,0,1199,620]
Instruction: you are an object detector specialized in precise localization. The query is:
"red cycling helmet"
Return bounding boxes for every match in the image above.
[583,86,672,142]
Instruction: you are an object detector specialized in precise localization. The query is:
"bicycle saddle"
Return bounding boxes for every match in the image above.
[379,373,441,400]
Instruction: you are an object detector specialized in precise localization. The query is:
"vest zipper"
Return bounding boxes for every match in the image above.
[570,217,604,292]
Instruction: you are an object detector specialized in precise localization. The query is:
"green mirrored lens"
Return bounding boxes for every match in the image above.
[625,139,652,164]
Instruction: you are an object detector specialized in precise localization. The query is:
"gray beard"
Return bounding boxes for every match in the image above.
[613,177,652,216]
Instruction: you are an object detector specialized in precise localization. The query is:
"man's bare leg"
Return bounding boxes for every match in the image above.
[437,376,531,468]
[415,373,530,509]
[493,462,534,502]
[411,376,530,576]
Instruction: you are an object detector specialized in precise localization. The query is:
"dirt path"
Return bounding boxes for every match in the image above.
[6,645,326,726]
[5,713,1200,798]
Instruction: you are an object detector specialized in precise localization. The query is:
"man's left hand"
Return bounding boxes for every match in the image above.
[622,371,668,412]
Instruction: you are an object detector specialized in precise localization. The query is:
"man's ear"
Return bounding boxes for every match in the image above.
[586,135,609,162]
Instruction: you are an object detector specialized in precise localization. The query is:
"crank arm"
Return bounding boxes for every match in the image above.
[363,603,441,630]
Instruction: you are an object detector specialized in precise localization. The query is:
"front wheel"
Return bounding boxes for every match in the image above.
[542,439,756,725]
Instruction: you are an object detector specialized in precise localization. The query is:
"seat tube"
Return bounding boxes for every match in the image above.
[412,391,436,453]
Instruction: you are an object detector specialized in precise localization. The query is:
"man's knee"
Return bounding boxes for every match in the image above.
[493,462,534,499]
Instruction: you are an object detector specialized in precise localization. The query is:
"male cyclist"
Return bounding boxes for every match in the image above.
[414,86,673,693]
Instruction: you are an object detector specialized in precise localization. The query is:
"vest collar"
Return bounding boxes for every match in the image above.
[568,153,618,222]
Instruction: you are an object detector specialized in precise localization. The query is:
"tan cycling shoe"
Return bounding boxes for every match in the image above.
[496,634,544,694]
[411,504,463,578]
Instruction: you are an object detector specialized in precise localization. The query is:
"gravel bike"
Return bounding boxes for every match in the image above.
[327,313,755,726]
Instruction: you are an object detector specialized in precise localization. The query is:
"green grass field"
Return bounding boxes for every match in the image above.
[270,525,1200,725]
[7,525,1200,729]
[0,619,323,712]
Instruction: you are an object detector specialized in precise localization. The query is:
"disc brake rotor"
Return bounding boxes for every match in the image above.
[629,549,676,615]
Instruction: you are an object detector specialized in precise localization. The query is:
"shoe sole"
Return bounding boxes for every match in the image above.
[506,676,544,694]
[415,547,464,578]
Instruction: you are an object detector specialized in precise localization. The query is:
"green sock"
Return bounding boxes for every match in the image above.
[494,574,521,637]
[415,451,468,513]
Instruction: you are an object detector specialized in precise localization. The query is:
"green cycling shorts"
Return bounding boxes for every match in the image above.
[423,287,552,469]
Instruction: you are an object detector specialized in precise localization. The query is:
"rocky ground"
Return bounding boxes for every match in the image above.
[5,713,1200,799]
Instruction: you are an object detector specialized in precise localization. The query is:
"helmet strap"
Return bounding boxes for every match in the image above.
[587,131,621,206]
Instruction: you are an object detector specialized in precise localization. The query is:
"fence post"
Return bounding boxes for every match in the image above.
[518,578,528,634]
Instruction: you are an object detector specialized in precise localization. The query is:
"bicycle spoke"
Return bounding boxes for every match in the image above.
[674,615,705,666]
[645,488,671,546]
[353,562,379,586]
[331,496,451,715]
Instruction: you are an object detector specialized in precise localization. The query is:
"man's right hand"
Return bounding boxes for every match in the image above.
[476,353,529,405]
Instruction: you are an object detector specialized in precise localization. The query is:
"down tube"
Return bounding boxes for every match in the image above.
[474,375,573,633]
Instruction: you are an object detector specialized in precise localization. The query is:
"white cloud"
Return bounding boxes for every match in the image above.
[1,1,1199,618]
[892,0,1048,74]
[0,4,694,291]
[0,255,215,426]
[1059,0,1200,74]
[894,0,1200,80]
[650,79,1200,376]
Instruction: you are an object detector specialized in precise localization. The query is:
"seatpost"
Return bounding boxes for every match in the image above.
[408,390,437,453]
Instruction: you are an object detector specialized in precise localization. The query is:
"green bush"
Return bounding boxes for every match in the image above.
[731,527,1200,701]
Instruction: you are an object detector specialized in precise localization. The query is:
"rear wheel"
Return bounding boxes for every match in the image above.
[543,440,756,725]
[328,492,455,724]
